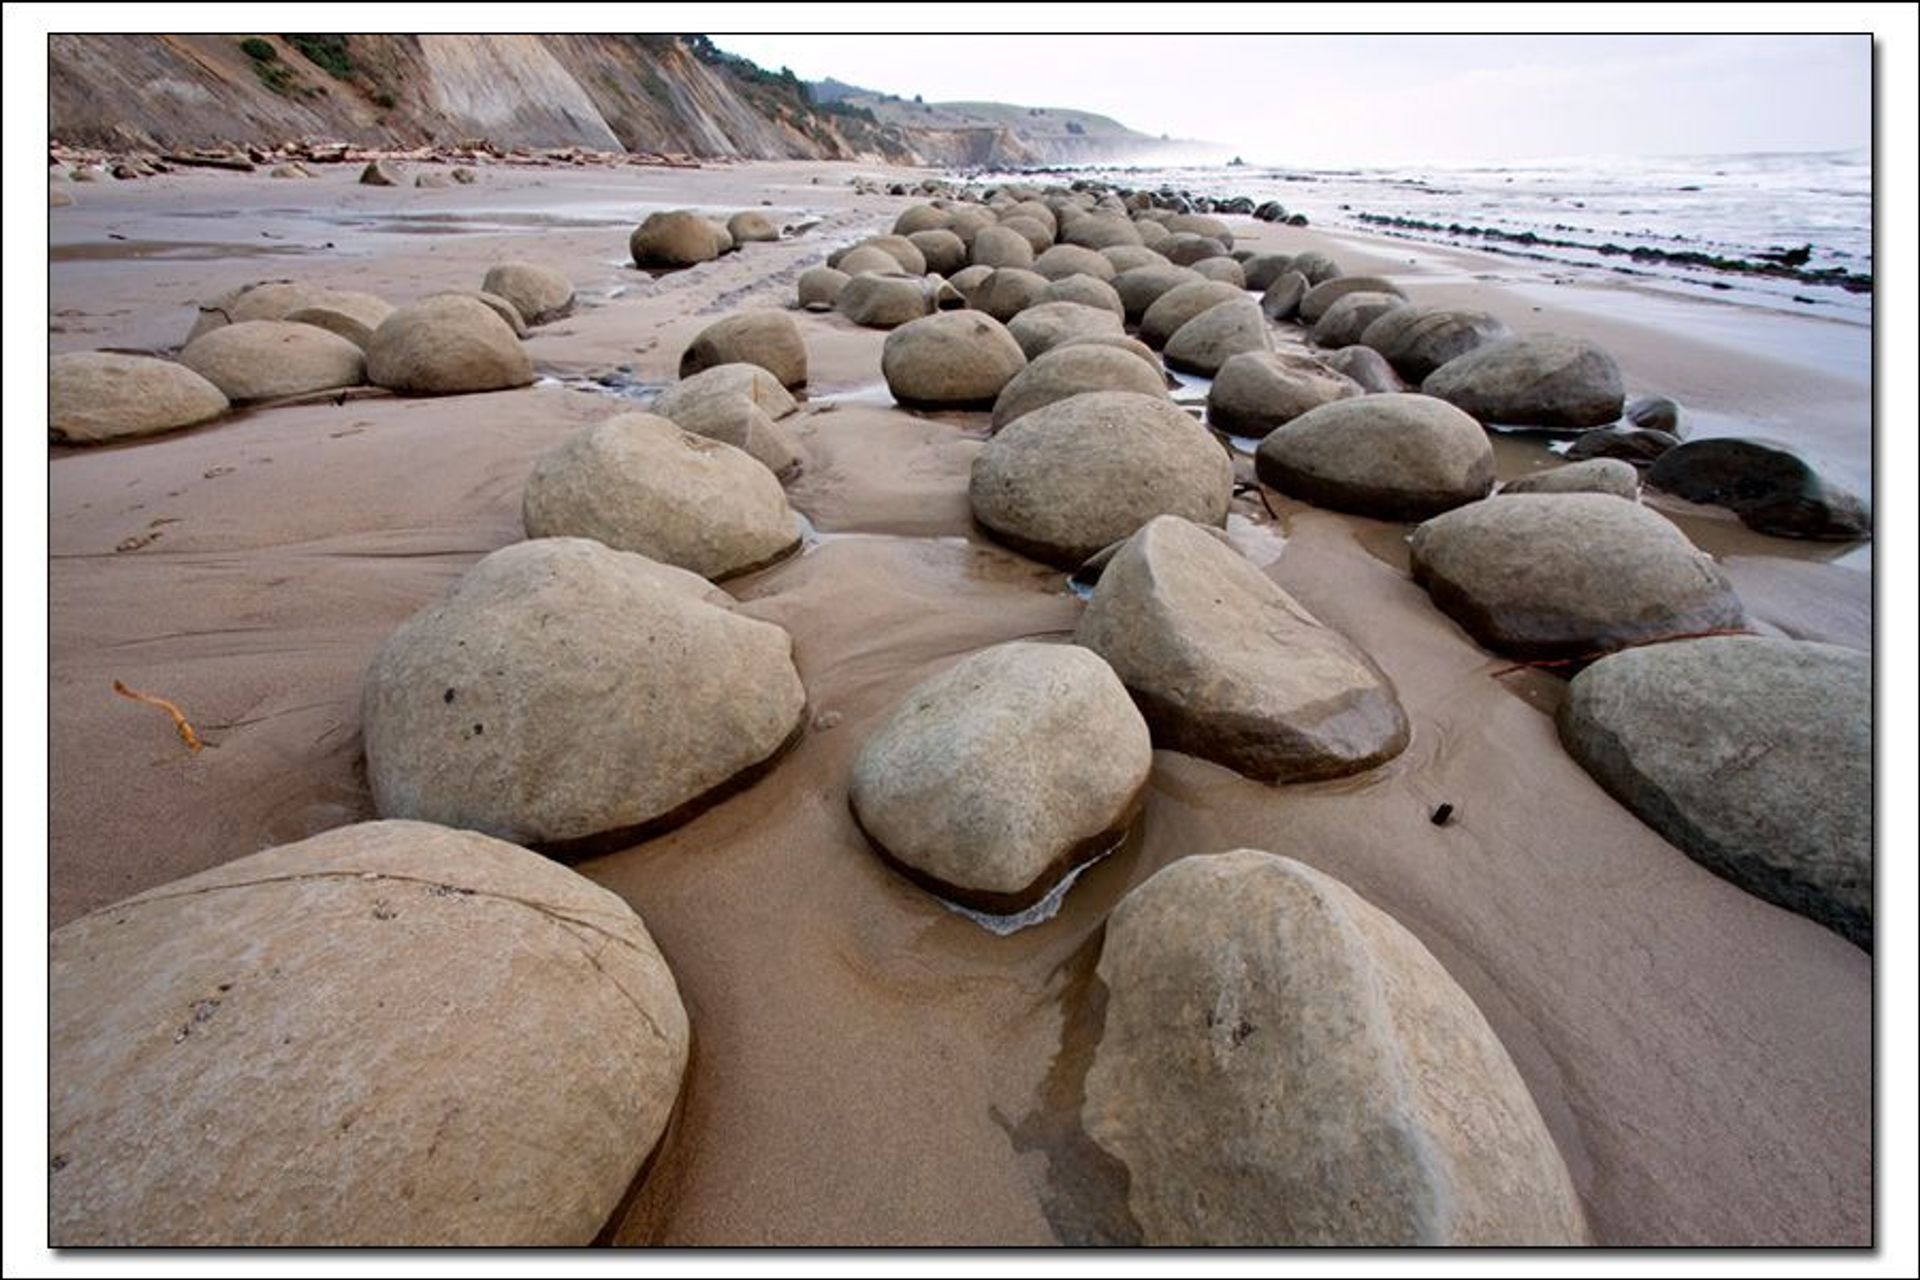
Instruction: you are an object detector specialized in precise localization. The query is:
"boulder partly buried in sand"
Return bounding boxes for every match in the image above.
[970,390,1234,567]
[366,295,532,395]
[1424,333,1625,429]
[1164,298,1272,375]
[1646,437,1870,541]
[727,210,779,243]
[1565,425,1682,465]
[1502,458,1640,499]
[49,819,690,1246]
[882,310,1028,409]
[1007,300,1124,360]
[283,291,395,351]
[679,311,808,389]
[523,413,798,580]
[1084,850,1588,1245]
[1559,635,1870,949]
[179,320,365,402]
[362,538,806,849]
[991,343,1170,431]
[836,272,936,328]
[630,210,729,269]
[358,158,400,186]
[1255,393,1494,520]
[1408,494,1746,660]
[1076,517,1408,781]
[49,351,229,444]
[850,642,1152,914]
[970,267,1051,322]
[481,262,574,326]
[1207,350,1362,437]
[797,265,851,311]
[650,363,802,478]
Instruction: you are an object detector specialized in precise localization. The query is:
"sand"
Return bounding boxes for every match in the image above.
[44,159,1872,1245]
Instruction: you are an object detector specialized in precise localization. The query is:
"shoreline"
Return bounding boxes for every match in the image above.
[40,157,1873,1246]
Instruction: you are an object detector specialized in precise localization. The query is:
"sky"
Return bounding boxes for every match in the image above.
[712,33,1871,167]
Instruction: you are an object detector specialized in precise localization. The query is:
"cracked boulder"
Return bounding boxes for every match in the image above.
[49,820,690,1245]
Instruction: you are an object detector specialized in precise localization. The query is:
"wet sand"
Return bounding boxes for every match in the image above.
[44,160,1872,1245]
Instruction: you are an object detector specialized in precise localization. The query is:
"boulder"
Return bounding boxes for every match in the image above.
[892,203,952,236]
[426,289,526,337]
[1207,350,1362,437]
[1062,214,1144,250]
[1311,292,1407,349]
[451,167,477,184]
[366,296,532,396]
[726,210,779,243]
[414,172,454,189]
[1003,200,1058,236]
[1502,458,1639,498]
[970,391,1234,567]
[1559,636,1870,949]
[1113,264,1205,324]
[1361,306,1511,383]
[1163,233,1230,267]
[1258,270,1310,322]
[1424,334,1625,429]
[48,820,690,1246]
[1055,332,1165,375]
[630,210,728,269]
[991,343,1171,431]
[358,158,400,186]
[50,185,74,207]
[49,352,228,444]
[969,267,1051,322]
[1133,219,1172,248]
[1164,212,1234,246]
[1164,299,1272,375]
[362,538,806,848]
[1102,245,1167,275]
[523,413,798,580]
[185,279,345,343]
[1077,517,1408,780]
[650,364,803,478]
[268,162,312,179]
[1646,438,1870,540]
[1241,253,1296,291]
[1033,244,1117,282]
[835,245,903,277]
[1189,256,1247,288]
[859,234,927,274]
[882,310,1028,408]
[1140,280,1247,348]
[283,292,395,350]
[1008,301,1125,360]
[480,262,574,325]
[679,311,808,389]
[1084,850,1588,1245]
[179,320,365,403]
[1566,426,1683,465]
[1255,393,1494,520]
[1297,276,1407,326]
[1000,215,1056,256]
[970,225,1037,270]
[948,263,995,301]
[850,642,1152,914]
[1039,273,1125,317]
[836,272,936,329]
[907,228,968,275]
[797,265,851,311]
[1625,395,1683,435]
[944,205,998,246]
[652,361,797,422]
[1288,250,1343,285]
[1408,494,1746,660]
[1324,345,1404,393]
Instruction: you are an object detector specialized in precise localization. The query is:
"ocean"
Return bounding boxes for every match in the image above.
[975,149,1873,321]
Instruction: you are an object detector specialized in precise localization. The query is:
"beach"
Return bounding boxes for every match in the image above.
[45,157,1872,1245]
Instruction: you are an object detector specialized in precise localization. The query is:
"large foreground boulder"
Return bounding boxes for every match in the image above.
[1408,494,1746,660]
[362,538,806,849]
[1559,636,1870,949]
[991,344,1170,431]
[630,210,728,268]
[481,262,574,325]
[850,642,1152,914]
[882,311,1028,408]
[49,820,690,1245]
[1076,517,1409,781]
[649,363,803,478]
[1084,850,1588,1245]
[49,352,228,444]
[523,413,798,580]
[180,320,365,402]
[1361,306,1510,382]
[679,311,808,388]
[366,296,532,395]
[1424,334,1625,429]
[1255,393,1495,520]
[970,391,1234,567]
[1646,437,1870,541]
[1207,350,1362,436]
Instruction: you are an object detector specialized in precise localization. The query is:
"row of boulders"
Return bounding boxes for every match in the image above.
[358,159,478,187]
[630,207,782,269]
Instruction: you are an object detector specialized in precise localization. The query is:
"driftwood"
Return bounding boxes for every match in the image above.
[160,152,256,172]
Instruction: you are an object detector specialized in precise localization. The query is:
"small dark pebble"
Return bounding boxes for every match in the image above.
[1430,803,1454,826]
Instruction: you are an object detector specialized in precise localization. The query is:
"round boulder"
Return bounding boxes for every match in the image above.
[366,296,532,395]
[1207,350,1362,438]
[1102,245,1167,275]
[991,343,1171,431]
[1646,437,1870,541]
[1424,334,1625,429]
[1311,292,1407,349]
[726,210,779,243]
[283,291,395,351]
[1502,458,1640,499]
[1242,253,1296,292]
[836,273,936,329]
[1113,264,1205,324]
[1324,345,1404,393]
[1033,244,1116,282]
[1360,306,1510,383]
[362,538,807,848]
[1565,426,1682,466]
[1039,273,1125,317]
[1256,393,1493,520]
[186,279,348,344]
[907,228,967,275]
[1140,280,1247,348]
[970,224,1036,270]
[834,245,902,277]
[480,263,574,325]
[970,390,1235,567]
[522,413,798,580]
[1288,251,1343,286]
[1297,275,1407,326]
[893,203,952,236]
[1559,636,1870,949]
[49,820,689,1246]
[631,210,728,268]
[1000,216,1056,256]
[1408,494,1747,659]
[50,352,228,444]
[850,642,1153,914]
[882,310,1029,408]
[1164,298,1272,375]
[1189,256,1247,288]
[970,267,1051,322]
[650,364,803,478]
[1062,214,1144,250]
[1076,517,1409,781]
[1163,233,1230,266]
[1008,301,1124,360]
[1258,270,1310,322]
[797,265,851,311]
[1084,850,1588,1245]
[180,320,365,402]
[679,311,808,389]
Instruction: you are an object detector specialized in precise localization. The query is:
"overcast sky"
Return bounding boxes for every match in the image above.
[712,34,1870,166]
